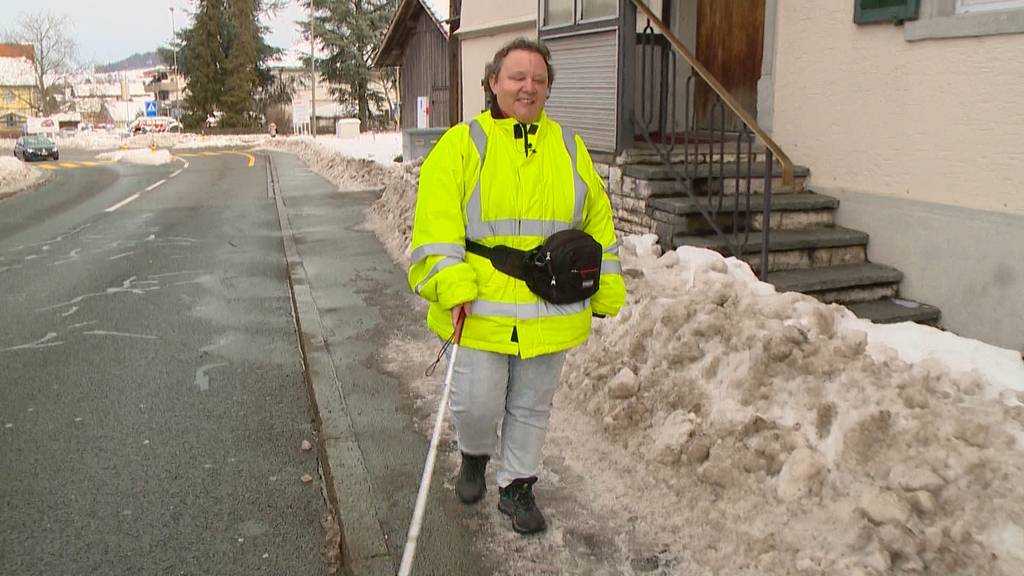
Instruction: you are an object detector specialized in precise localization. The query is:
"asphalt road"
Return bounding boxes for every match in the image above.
[0,150,328,575]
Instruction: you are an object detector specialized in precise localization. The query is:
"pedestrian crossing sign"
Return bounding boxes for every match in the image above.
[145,101,158,117]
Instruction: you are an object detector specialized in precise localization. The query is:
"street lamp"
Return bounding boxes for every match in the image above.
[309,0,317,138]
[169,6,179,119]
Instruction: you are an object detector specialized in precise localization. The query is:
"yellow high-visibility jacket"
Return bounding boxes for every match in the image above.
[408,110,626,358]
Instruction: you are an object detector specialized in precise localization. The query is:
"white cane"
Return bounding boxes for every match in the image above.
[398,309,466,576]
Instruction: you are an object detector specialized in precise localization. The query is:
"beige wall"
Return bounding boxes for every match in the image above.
[457,0,538,122]
[772,1,1024,216]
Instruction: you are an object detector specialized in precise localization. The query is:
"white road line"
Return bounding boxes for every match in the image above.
[170,169,183,178]
[145,179,167,191]
[104,193,140,212]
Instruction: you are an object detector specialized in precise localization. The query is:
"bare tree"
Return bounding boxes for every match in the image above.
[3,11,79,115]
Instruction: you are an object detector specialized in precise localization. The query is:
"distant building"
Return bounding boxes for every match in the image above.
[0,43,36,132]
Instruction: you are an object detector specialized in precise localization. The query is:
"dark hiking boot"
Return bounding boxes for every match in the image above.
[455,452,489,504]
[498,477,546,534]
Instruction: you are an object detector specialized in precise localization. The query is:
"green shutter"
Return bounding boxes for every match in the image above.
[854,0,920,24]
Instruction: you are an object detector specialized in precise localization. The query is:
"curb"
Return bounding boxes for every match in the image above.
[268,152,395,576]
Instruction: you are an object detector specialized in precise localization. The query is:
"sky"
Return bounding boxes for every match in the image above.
[0,0,307,67]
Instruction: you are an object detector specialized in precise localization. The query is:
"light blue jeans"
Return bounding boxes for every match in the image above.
[447,346,567,488]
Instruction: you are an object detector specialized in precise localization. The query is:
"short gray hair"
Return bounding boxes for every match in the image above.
[482,38,555,107]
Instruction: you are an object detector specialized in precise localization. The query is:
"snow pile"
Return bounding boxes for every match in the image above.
[0,157,44,196]
[262,136,417,263]
[275,134,1024,575]
[298,132,403,165]
[96,148,175,165]
[52,132,272,151]
[557,238,1024,575]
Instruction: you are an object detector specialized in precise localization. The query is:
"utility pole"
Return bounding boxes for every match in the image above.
[170,6,179,119]
[309,0,317,138]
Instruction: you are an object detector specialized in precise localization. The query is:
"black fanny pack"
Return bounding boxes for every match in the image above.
[466,229,603,305]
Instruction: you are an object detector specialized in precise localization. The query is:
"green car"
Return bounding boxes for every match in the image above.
[14,134,60,162]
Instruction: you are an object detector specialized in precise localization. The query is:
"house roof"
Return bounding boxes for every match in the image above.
[374,0,451,67]
[0,44,35,61]
[0,56,35,87]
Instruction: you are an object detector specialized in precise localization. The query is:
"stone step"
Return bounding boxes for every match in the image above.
[672,226,869,274]
[649,192,839,216]
[623,162,811,181]
[846,298,942,325]
[671,226,866,254]
[767,263,903,304]
[648,192,839,235]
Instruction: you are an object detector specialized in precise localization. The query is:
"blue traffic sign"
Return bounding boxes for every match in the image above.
[145,101,158,117]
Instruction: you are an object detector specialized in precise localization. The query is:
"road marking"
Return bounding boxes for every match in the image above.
[37,164,58,171]
[225,150,257,167]
[79,161,98,167]
[1,332,63,352]
[145,179,167,191]
[59,162,81,168]
[108,251,135,261]
[104,193,140,212]
[82,330,159,340]
[170,169,183,178]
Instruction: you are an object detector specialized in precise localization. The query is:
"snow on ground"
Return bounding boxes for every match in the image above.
[96,148,175,165]
[1,132,273,153]
[276,133,1024,575]
[0,157,46,198]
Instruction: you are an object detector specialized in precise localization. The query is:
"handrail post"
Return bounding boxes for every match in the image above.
[761,150,773,281]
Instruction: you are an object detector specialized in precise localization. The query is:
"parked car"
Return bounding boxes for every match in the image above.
[13,135,59,161]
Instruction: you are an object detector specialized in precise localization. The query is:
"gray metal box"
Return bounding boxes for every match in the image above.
[403,128,448,162]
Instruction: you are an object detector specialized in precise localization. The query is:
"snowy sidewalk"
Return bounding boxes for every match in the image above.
[268,150,492,576]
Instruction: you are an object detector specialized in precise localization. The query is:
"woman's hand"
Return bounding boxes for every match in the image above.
[452,302,472,326]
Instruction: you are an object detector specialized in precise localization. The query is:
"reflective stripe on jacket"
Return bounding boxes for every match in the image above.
[407,110,626,359]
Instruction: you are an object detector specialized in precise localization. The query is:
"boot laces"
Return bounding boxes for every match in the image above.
[509,481,537,510]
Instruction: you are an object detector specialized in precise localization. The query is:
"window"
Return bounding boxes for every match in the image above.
[854,0,921,24]
[543,0,619,28]
[581,0,617,20]
[904,0,1024,40]
[956,0,1024,13]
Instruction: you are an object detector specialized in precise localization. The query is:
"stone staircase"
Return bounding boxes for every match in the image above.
[621,161,941,325]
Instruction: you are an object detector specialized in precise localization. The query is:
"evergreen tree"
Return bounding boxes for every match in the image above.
[170,0,283,130]
[220,0,260,127]
[181,0,226,129]
[304,0,397,131]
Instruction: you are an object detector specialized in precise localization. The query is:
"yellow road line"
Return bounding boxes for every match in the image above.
[59,162,82,169]
[79,161,99,167]
[37,164,58,171]
[224,150,256,167]
[200,151,221,156]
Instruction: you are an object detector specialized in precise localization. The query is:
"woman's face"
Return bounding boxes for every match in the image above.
[488,49,549,123]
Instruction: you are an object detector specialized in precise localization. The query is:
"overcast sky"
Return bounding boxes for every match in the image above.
[0,0,306,66]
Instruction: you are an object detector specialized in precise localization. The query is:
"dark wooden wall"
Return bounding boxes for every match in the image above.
[400,10,450,129]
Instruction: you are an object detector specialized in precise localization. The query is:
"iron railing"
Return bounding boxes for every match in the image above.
[629,0,795,280]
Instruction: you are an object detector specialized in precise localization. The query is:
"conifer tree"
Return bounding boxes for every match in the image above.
[220,0,260,127]
[181,0,226,128]
[304,0,397,131]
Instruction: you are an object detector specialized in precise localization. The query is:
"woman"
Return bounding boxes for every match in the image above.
[407,38,625,534]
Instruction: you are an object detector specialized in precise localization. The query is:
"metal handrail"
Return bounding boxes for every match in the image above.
[629,0,795,186]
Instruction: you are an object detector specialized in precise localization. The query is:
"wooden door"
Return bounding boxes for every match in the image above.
[694,0,765,131]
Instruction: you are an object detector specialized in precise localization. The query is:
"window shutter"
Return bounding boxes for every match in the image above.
[854,0,920,24]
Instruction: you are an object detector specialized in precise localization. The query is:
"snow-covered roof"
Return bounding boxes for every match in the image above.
[73,83,124,98]
[0,57,35,87]
[374,0,452,67]
[420,0,450,34]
